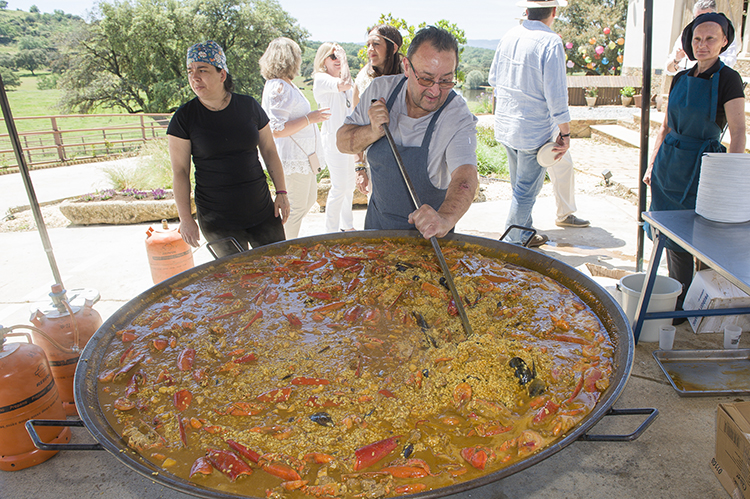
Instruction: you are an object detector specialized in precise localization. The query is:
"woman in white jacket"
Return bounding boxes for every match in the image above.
[260,37,329,239]
[313,43,356,232]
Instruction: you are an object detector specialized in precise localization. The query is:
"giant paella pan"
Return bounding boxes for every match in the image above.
[31,231,656,498]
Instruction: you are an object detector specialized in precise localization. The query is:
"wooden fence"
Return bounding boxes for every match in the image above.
[0,113,172,173]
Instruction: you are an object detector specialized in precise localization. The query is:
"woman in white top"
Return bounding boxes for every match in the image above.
[260,37,329,239]
[313,43,356,232]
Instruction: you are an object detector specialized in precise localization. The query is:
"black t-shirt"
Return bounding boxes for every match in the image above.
[167,94,274,230]
[670,60,745,129]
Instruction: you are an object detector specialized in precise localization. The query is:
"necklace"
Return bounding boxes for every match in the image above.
[203,92,229,111]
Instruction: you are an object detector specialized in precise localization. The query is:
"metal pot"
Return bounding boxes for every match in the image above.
[29,231,657,498]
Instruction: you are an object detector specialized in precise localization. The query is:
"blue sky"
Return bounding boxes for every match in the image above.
[7,0,521,43]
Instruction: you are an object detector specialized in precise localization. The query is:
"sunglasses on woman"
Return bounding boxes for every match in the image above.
[327,53,337,61]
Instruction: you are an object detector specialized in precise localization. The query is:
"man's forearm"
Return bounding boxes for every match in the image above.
[337,123,383,154]
[437,164,479,226]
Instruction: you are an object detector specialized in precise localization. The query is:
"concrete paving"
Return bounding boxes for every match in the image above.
[0,128,737,498]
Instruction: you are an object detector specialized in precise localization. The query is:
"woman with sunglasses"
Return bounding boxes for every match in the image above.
[313,43,357,233]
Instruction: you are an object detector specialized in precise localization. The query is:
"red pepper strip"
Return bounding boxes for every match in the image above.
[256,387,292,403]
[353,435,402,471]
[567,373,585,403]
[215,292,235,299]
[173,389,193,411]
[207,307,247,321]
[552,334,589,345]
[119,346,133,365]
[149,314,172,330]
[448,299,458,316]
[285,313,302,326]
[333,257,363,268]
[291,377,330,386]
[344,305,361,323]
[226,439,261,463]
[206,449,253,481]
[485,274,511,284]
[189,456,213,477]
[241,310,263,331]
[386,290,403,310]
[306,258,328,271]
[251,284,268,302]
[177,348,196,371]
[312,302,345,313]
[241,272,265,280]
[233,353,257,364]
[346,278,360,293]
[307,291,332,300]
[378,389,396,398]
[178,415,188,447]
[355,354,363,378]
[532,400,560,424]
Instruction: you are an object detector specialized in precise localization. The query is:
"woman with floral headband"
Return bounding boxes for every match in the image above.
[168,40,290,258]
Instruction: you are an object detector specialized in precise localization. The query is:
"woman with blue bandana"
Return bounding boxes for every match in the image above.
[167,40,290,258]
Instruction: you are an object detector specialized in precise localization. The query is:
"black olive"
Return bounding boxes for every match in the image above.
[422,369,429,378]
[310,412,334,427]
[396,262,413,272]
[496,300,503,308]
[403,443,414,459]
[304,298,314,305]
[412,275,420,281]
[528,378,546,397]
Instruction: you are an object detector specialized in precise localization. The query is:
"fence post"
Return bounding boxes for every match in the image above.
[50,117,66,162]
[140,115,146,141]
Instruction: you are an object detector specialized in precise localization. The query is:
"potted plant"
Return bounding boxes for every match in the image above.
[584,86,598,107]
[620,86,635,106]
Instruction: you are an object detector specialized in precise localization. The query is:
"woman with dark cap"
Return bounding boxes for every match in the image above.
[643,12,746,313]
[168,40,290,258]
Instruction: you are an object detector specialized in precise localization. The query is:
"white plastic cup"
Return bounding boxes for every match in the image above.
[724,325,742,349]
[659,325,676,350]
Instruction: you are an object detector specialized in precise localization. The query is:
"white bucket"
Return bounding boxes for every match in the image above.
[618,273,682,342]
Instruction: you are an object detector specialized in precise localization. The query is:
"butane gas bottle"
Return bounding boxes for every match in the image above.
[0,328,71,471]
[30,285,101,416]
[145,219,194,284]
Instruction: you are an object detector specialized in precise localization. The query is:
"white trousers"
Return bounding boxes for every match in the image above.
[285,171,318,240]
[548,151,577,222]
[324,151,356,232]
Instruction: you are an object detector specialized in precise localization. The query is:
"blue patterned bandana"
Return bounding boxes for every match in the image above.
[186,41,228,72]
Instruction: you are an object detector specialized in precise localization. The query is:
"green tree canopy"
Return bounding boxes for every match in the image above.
[555,0,628,75]
[58,0,308,114]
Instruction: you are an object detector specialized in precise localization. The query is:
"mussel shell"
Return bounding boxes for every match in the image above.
[310,412,334,427]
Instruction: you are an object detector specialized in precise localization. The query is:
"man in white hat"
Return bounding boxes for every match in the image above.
[489,0,586,248]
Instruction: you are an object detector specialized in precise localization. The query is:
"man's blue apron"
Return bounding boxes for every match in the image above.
[649,62,726,250]
[364,77,457,230]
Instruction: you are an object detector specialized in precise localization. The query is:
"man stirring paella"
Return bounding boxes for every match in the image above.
[337,26,478,239]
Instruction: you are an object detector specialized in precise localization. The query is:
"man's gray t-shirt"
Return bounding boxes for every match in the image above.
[344,74,477,189]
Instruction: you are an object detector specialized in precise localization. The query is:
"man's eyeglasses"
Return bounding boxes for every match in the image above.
[406,57,456,89]
[327,53,337,61]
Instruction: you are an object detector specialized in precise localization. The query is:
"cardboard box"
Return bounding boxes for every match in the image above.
[714,402,750,499]
[684,270,750,334]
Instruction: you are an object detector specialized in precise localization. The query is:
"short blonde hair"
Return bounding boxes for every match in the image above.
[259,37,301,80]
[313,42,336,74]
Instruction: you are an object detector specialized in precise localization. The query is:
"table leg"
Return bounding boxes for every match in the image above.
[632,230,666,344]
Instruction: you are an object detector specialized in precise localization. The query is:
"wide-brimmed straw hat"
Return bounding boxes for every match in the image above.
[516,0,568,7]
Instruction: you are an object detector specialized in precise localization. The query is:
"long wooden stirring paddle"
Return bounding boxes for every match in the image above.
[380,122,473,338]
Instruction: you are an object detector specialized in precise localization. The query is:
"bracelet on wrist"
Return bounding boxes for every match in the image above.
[304,115,310,126]
[560,133,570,138]
[355,166,367,172]
[275,190,287,195]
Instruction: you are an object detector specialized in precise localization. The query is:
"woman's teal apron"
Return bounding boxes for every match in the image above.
[649,62,726,249]
[364,77,456,230]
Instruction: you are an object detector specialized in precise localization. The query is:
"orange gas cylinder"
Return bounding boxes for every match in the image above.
[30,285,102,416]
[145,219,194,284]
[0,327,71,471]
